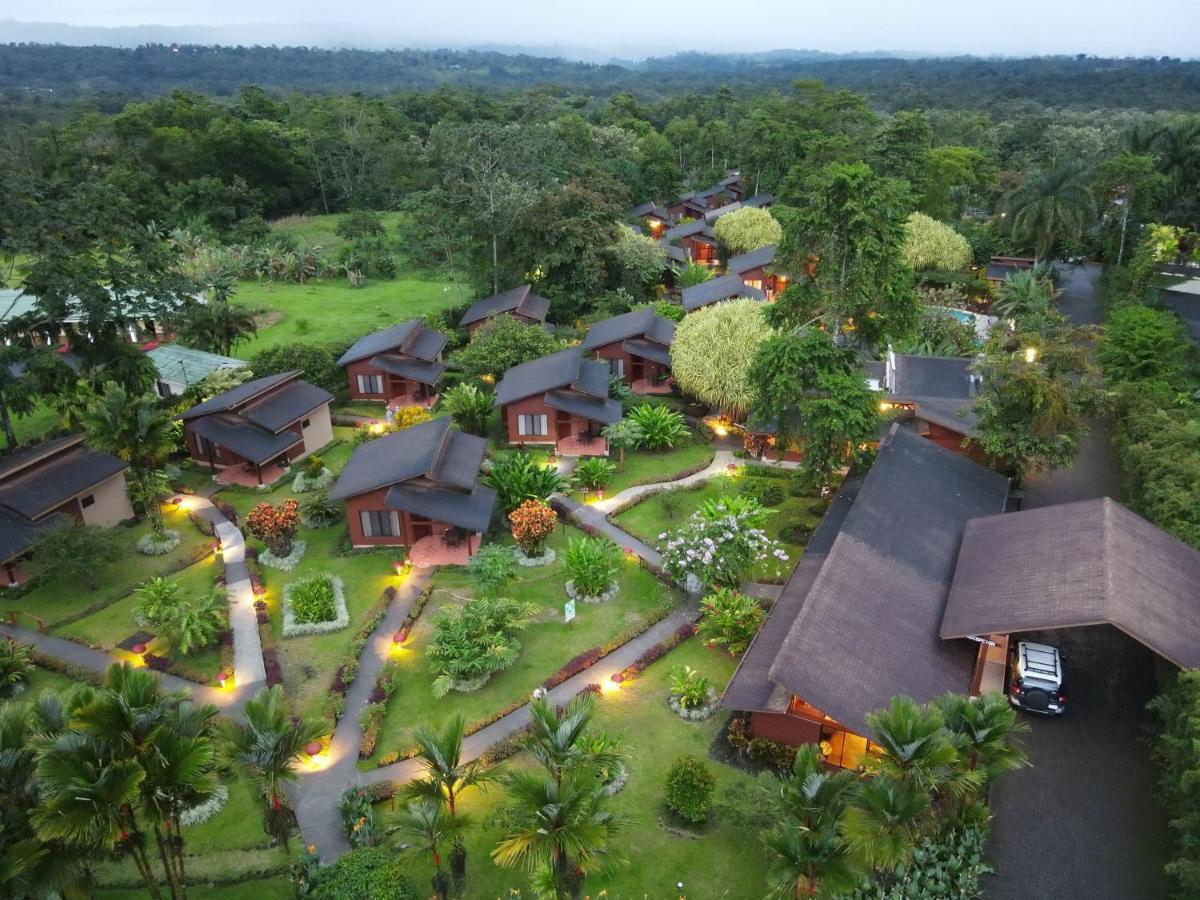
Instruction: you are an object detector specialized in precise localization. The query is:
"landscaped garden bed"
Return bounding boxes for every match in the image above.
[614,470,824,583]
[359,525,681,768]
[575,433,714,501]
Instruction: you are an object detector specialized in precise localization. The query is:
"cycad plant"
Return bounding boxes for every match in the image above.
[864,696,982,803]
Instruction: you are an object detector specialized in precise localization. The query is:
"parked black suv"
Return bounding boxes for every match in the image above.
[1007,641,1067,716]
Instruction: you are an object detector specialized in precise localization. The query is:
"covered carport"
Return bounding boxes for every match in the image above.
[939,496,1200,899]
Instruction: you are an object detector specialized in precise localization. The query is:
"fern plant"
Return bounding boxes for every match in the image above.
[427,597,536,696]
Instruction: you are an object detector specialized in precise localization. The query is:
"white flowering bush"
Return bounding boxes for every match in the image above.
[657,496,788,589]
[179,784,229,826]
[282,573,350,637]
[292,467,334,493]
[136,530,181,556]
[259,539,307,571]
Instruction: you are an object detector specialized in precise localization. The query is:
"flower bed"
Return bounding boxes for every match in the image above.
[515,547,556,567]
[565,579,619,604]
[282,573,349,637]
[259,539,307,571]
[358,659,402,759]
[615,622,697,683]
[668,686,720,721]
[292,467,334,493]
[136,530,182,556]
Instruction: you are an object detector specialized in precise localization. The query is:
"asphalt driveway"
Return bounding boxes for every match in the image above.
[985,626,1171,899]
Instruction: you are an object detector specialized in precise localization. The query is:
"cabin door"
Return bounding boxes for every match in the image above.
[555,411,573,440]
[630,359,644,383]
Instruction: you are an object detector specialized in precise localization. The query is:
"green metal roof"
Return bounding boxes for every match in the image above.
[147,344,246,387]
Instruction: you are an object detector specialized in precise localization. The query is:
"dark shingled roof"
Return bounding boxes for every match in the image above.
[627,202,673,222]
[890,355,978,402]
[239,380,332,433]
[727,245,777,275]
[581,308,674,353]
[189,415,302,465]
[494,348,585,405]
[0,435,128,562]
[721,476,863,712]
[663,220,715,243]
[682,273,767,311]
[704,201,742,223]
[337,320,447,367]
[179,371,299,421]
[661,242,688,265]
[622,338,672,367]
[0,438,127,521]
[743,193,775,208]
[744,426,1009,734]
[329,417,487,502]
[985,257,1035,281]
[384,482,496,532]
[543,390,623,425]
[369,354,446,386]
[941,498,1200,668]
[459,285,551,328]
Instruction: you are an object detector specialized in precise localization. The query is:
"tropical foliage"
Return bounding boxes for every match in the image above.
[658,495,788,588]
[244,499,302,556]
[24,520,122,591]
[670,298,774,416]
[713,206,783,254]
[467,543,517,599]
[901,212,973,272]
[1002,161,1097,262]
[563,536,622,597]
[450,315,562,379]
[484,452,565,514]
[427,596,536,696]
[668,666,712,711]
[440,382,494,435]
[508,499,559,557]
[697,587,765,656]
[625,403,690,450]
[134,577,226,656]
[573,456,616,491]
[664,755,717,824]
[0,638,34,697]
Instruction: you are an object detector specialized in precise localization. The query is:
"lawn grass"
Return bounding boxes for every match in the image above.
[378,637,766,899]
[232,277,469,352]
[97,879,293,900]
[362,525,681,767]
[615,471,823,583]
[0,505,213,629]
[55,554,227,682]
[10,399,60,447]
[17,664,80,698]
[572,436,715,501]
[267,211,408,256]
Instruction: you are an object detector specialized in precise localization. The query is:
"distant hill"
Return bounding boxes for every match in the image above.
[1,42,1198,111]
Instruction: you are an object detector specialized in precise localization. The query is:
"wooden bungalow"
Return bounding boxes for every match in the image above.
[580,308,675,394]
[493,348,622,456]
[877,351,988,463]
[0,435,133,586]
[626,201,675,237]
[178,371,333,486]
[662,220,719,267]
[666,192,711,221]
[726,245,789,300]
[329,417,496,564]
[720,426,1011,764]
[337,319,448,410]
[458,285,551,336]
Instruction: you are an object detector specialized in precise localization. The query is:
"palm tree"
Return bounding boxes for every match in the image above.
[218,685,323,848]
[839,775,928,872]
[389,799,466,900]
[934,692,1029,781]
[1002,161,1097,263]
[761,745,862,899]
[83,382,176,536]
[991,269,1057,323]
[522,694,621,789]
[491,771,623,900]
[177,302,257,357]
[863,697,981,802]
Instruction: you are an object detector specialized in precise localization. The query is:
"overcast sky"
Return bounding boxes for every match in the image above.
[2,0,1196,59]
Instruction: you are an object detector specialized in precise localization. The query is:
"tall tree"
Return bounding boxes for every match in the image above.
[778,162,919,346]
[83,382,176,536]
[1002,161,1097,263]
[176,301,257,357]
[1094,152,1165,265]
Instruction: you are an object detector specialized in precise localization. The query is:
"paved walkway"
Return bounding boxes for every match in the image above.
[556,496,662,568]
[213,519,268,686]
[591,449,736,513]
[291,568,430,860]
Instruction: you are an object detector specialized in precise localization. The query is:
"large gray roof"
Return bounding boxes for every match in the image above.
[189,415,302,465]
[179,371,299,420]
[543,390,623,425]
[239,380,332,433]
[581,308,674,352]
[682,273,767,311]
[663,220,715,243]
[337,320,447,367]
[0,435,127,562]
[726,245,777,275]
[889,354,978,401]
[384,482,497,533]
[494,348,591,406]
[622,338,672,367]
[329,417,486,502]
[941,498,1200,668]
[459,285,551,327]
[740,426,1010,734]
[369,354,446,386]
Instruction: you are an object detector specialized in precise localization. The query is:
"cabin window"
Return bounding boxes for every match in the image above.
[360,510,400,538]
[301,418,311,429]
[155,380,173,399]
[357,374,384,394]
[81,494,95,509]
[609,358,624,377]
[517,414,548,436]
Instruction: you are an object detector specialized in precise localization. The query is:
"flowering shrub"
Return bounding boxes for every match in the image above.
[657,496,788,588]
[282,574,350,637]
[391,404,431,430]
[245,499,301,557]
[136,530,182,556]
[664,755,716,824]
[697,587,765,656]
[509,499,557,557]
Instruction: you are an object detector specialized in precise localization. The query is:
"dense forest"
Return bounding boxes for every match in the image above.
[2,44,1200,109]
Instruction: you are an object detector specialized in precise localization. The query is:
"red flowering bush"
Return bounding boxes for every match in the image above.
[245,499,301,556]
[696,587,765,656]
[509,499,557,557]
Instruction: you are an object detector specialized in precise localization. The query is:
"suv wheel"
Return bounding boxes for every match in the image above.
[1023,687,1051,711]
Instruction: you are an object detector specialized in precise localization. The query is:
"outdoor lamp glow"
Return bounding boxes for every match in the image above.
[1024,347,1038,363]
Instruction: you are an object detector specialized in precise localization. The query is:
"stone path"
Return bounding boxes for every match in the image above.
[290,568,431,860]
[591,448,737,513]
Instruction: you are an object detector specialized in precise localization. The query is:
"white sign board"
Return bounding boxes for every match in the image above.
[564,599,576,623]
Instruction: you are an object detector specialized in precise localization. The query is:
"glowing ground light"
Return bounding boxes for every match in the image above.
[131,643,146,656]
[393,626,409,647]
[1024,347,1038,363]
